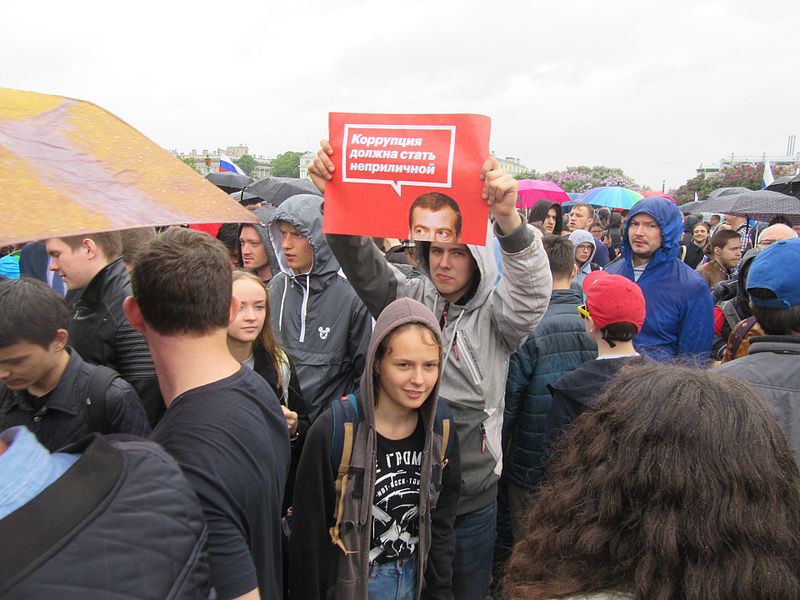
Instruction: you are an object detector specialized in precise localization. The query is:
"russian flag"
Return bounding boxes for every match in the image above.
[761,160,774,189]
[219,153,245,175]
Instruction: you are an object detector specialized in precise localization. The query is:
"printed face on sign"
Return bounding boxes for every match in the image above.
[324,114,491,245]
[408,193,462,243]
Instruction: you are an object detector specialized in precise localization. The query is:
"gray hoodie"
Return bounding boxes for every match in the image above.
[237,204,282,282]
[268,195,372,421]
[328,221,552,514]
[289,298,461,600]
[568,229,598,288]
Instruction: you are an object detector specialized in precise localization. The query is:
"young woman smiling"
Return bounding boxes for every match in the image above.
[289,297,461,600]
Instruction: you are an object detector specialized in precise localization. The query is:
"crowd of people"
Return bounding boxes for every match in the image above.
[1,143,799,600]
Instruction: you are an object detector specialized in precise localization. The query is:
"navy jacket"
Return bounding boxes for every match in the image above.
[0,349,150,452]
[0,434,213,599]
[545,356,642,456]
[503,289,597,491]
[605,198,713,362]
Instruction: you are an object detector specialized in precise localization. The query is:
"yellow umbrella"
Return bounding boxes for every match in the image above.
[0,87,257,246]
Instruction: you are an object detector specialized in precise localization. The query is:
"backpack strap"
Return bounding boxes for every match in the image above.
[433,399,454,463]
[85,365,119,434]
[721,300,742,332]
[729,316,758,359]
[329,394,359,554]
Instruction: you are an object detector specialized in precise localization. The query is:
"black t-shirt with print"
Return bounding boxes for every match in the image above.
[370,417,425,564]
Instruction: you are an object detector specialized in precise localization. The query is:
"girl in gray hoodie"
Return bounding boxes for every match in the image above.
[289,297,461,600]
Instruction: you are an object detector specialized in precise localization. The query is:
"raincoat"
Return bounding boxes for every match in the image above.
[605,198,713,362]
[267,195,372,421]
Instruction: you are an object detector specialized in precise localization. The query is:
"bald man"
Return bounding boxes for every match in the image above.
[757,223,797,249]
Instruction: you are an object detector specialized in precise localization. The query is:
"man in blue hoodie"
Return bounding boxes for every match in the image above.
[605,197,713,362]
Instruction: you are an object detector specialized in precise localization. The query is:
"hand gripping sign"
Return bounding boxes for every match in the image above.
[323,113,491,246]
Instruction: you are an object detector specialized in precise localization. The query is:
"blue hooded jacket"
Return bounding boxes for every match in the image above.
[605,198,713,362]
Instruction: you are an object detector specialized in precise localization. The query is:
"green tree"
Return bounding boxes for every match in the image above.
[270,151,304,178]
[177,155,200,173]
[234,154,258,177]
[513,169,540,180]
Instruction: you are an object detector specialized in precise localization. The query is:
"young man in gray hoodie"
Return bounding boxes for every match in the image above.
[309,143,552,599]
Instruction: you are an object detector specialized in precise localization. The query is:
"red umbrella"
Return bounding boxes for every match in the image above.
[642,191,677,203]
[517,179,570,207]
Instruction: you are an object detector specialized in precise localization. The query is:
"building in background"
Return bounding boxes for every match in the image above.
[491,152,530,177]
[697,135,799,175]
[170,146,273,178]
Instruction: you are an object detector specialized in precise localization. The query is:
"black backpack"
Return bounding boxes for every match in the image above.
[84,365,120,434]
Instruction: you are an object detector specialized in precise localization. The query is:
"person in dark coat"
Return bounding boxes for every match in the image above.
[45,231,162,426]
[527,200,564,235]
[0,278,149,452]
[502,234,596,540]
[718,238,800,461]
[546,272,646,455]
[682,221,709,269]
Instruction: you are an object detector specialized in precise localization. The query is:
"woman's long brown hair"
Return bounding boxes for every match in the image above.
[232,270,287,395]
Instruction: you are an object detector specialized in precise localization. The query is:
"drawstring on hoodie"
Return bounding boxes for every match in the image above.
[278,278,289,334]
[298,274,310,343]
[277,273,311,343]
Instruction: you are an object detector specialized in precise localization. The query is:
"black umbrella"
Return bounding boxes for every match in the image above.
[245,177,321,206]
[696,190,800,225]
[679,200,703,215]
[228,190,262,206]
[766,173,800,199]
[706,186,752,200]
[205,172,254,194]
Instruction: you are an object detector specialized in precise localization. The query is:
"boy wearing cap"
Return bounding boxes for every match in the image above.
[717,238,800,462]
[545,271,646,452]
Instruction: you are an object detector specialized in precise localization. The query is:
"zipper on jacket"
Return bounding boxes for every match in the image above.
[456,333,482,385]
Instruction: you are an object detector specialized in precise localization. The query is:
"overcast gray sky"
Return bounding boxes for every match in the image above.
[2,0,798,191]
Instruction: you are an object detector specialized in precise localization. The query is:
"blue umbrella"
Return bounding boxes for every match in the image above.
[581,186,644,210]
[562,192,586,208]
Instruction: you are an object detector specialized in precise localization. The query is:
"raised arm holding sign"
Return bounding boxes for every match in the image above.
[310,116,549,600]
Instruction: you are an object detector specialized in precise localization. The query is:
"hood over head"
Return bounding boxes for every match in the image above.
[237,204,281,279]
[360,297,444,430]
[528,200,564,235]
[268,194,340,279]
[414,222,499,308]
[620,197,683,265]
[733,247,761,317]
[568,229,597,267]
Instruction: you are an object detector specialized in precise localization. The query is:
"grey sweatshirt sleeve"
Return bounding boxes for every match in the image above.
[326,233,402,319]
[491,223,552,353]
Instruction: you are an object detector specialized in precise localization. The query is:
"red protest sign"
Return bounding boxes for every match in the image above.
[324,113,491,245]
